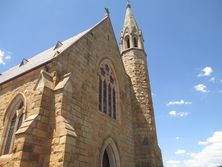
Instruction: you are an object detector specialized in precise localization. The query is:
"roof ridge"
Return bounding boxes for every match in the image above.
[55,16,110,57]
[0,16,109,85]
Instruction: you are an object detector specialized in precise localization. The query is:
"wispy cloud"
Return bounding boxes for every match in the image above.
[198,141,208,146]
[198,66,213,77]
[194,84,208,93]
[209,77,222,84]
[169,110,189,117]
[0,49,12,65]
[169,110,177,116]
[167,100,192,106]
[184,131,222,167]
[151,92,157,97]
[209,77,216,83]
[167,160,181,167]
[176,137,180,140]
[175,149,187,155]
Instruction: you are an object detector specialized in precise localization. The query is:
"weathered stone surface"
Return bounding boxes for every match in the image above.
[0,7,163,167]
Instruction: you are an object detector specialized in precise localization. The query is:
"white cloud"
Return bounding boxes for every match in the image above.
[167,100,192,106]
[167,160,181,167]
[198,141,208,146]
[209,77,222,83]
[194,84,208,93]
[175,149,187,155]
[5,55,11,60]
[169,110,177,116]
[198,66,213,77]
[187,152,196,157]
[209,77,216,83]
[0,49,5,65]
[0,49,12,65]
[176,137,180,140]
[177,112,189,117]
[184,131,222,167]
[169,110,189,117]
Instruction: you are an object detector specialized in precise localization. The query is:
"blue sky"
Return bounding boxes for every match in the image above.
[0,0,222,166]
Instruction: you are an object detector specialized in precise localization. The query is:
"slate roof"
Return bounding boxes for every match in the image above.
[0,25,93,85]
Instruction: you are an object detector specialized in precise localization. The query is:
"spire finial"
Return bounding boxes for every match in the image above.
[127,0,131,8]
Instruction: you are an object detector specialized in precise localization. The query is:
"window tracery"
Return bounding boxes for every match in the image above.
[98,62,117,119]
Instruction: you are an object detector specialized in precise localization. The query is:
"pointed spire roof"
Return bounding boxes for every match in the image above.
[123,2,139,32]
[120,2,144,52]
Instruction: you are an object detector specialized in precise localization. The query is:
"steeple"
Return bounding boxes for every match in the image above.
[120,2,144,52]
[120,2,164,167]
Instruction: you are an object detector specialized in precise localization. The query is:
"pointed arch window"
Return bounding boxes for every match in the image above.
[98,63,117,119]
[125,36,130,49]
[133,36,138,47]
[2,97,25,155]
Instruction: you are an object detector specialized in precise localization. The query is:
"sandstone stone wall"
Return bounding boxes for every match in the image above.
[50,17,136,167]
[0,16,162,167]
[0,64,55,167]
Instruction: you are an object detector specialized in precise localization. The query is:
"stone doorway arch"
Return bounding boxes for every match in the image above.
[100,138,120,167]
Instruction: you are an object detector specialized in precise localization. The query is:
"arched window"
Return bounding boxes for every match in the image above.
[133,37,138,47]
[125,36,130,49]
[98,62,117,119]
[2,95,25,155]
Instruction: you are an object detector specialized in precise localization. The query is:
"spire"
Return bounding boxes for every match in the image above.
[121,3,163,166]
[120,2,144,52]
[123,1,139,32]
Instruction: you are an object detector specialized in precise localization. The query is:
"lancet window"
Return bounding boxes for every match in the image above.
[2,98,25,155]
[125,36,130,49]
[133,36,138,47]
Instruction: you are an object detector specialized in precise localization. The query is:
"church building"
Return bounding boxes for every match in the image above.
[0,3,163,167]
